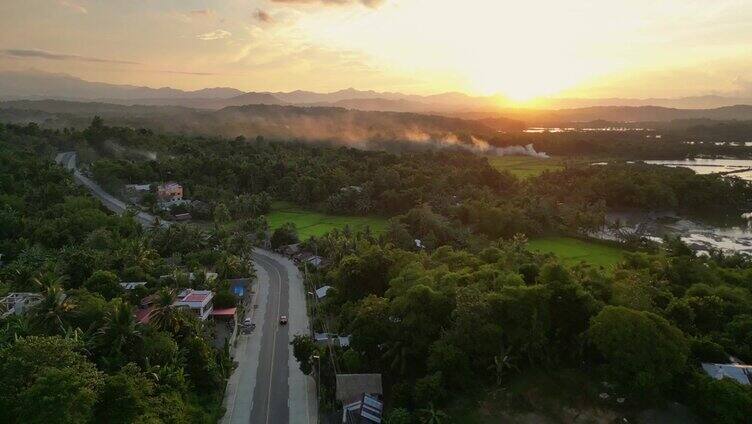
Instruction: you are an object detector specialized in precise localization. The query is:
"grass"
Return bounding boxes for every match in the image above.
[487,156,565,178]
[527,236,625,268]
[267,202,388,239]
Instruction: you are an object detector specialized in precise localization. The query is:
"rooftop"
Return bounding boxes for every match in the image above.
[701,363,752,385]
[336,374,383,403]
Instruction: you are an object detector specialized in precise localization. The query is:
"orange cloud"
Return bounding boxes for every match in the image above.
[271,0,384,8]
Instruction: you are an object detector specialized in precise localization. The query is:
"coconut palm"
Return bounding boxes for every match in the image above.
[32,271,68,292]
[148,289,178,333]
[29,284,74,335]
[119,239,160,272]
[96,299,141,364]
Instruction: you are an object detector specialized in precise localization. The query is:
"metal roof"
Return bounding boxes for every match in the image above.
[701,363,752,385]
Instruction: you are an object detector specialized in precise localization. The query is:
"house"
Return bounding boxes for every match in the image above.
[0,293,43,318]
[315,285,333,300]
[314,333,331,344]
[337,335,351,348]
[701,363,752,385]
[157,182,183,202]
[125,184,151,193]
[316,332,352,347]
[135,293,161,324]
[119,282,147,290]
[343,393,384,424]
[173,289,214,321]
[336,374,384,424]
[281,243,301,256]
[305,255,325,268]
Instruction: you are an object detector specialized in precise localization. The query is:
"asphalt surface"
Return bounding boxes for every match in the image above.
[54,151,167,228]
[54,151,316,422]
[250,252,291,424]
[222,249,317,424]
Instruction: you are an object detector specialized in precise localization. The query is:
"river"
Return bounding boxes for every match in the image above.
[644,159,752,182]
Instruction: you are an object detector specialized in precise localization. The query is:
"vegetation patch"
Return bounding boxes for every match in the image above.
[267,203,388,239]
[527,237,625,267]
[487,155,565,178]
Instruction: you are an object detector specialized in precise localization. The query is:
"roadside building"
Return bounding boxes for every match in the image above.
[336,374,384,424]
[701,362,752,385]
[0,292,43,318]
[125,184,151,193]
[305,255,325,268]
[157,182,183,202]
[315,285,333,300]
[281,243,301,257]
[173,289,214,321]
[119,281,147,290]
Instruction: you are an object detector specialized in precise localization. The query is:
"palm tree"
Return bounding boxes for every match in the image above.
[120,239,160,272]
[32,271,67,292]
[29,284,73,335]
[417,403,449,424]
[148,289,179,333]
[96,299,141,363]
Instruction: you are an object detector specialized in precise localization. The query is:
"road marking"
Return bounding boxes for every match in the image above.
[260,255,284,424]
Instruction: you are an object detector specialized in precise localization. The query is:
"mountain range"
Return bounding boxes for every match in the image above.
[5,70,752,125]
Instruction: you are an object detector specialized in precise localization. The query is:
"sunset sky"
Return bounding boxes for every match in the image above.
[2,0,752,101]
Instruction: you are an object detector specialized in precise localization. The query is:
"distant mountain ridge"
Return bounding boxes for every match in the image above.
[0,70,244,101]
[4,70,752,121]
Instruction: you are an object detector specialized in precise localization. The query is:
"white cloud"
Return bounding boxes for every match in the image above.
[197,30,231,41]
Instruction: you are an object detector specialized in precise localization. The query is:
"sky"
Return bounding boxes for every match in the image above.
[2,0,752,102]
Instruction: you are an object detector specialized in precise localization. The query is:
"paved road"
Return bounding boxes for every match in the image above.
[221,249,317,424]
[54,151,167,228]
[54,151,316,422]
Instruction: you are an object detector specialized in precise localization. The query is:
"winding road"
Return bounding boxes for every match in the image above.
[55,151,166,228]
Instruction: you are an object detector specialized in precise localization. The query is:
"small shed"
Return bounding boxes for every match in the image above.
[315,285,333,300]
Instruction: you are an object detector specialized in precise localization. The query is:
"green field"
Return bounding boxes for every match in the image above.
[267,203,388,239]
[527,236,625,267]
[487,156,564,178]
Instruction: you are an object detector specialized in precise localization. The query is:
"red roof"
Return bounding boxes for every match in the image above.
[135,306,154,324]
[211,307,237,317]
[183,293,210,303]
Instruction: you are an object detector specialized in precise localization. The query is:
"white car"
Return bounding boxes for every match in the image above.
[243,318,252,327]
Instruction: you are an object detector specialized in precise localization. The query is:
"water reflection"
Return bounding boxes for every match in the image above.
[595,211,752,255]
[644,159,752,181]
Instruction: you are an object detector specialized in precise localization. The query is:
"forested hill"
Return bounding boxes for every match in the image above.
[0,100,525,145]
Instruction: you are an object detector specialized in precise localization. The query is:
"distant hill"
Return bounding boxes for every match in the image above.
[5,70,752,122]
[0,100,521,147]
[0,70,244,101]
